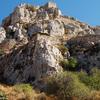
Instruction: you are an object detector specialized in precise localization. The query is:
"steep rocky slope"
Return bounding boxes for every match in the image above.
[67,35,100,71]
[0,2,100,84]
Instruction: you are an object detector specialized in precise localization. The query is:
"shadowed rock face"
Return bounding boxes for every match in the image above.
[67,35,100,71]
[0,2,100,84]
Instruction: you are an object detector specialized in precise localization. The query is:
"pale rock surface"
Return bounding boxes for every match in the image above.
[0,27,6,43]
[28,21,49,36]
[11,4,31,24]
[2,2,63,41]
[48,20,65,36]
[28,20,64,36]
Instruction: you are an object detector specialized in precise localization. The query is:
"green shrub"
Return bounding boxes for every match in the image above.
[68,57,78,68]
[60,57,78,71]
[77,69,100,91]
[26,5,36,12]
[0,91,7,100]
[14,84,34,100]
[70,17,76,20]
[14,84,33,92]
[90,67,100,77]
[46,71,90,100]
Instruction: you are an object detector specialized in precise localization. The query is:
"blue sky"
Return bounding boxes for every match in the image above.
[0,0,100,26]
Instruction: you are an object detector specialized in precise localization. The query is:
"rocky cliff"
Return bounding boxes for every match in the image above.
[0,2,100,84]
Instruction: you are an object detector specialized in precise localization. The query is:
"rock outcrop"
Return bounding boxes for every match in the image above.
[28,20,64,36]
[0,2,100,84]
[1,34,63,84]
[0,2,65,84]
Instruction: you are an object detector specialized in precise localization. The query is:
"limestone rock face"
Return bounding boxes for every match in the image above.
[48,20,64,36]
[61,16,95,36]
[0,27,6,43]
[0,3,65,84]
[28,20,64,36]
[2,35,63,84]
[1,2,63,42]
[10,2,62,25]
[28,21,49,36]
[11,4,32,24]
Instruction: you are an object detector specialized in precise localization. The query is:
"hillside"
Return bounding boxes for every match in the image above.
[0,2,100,100]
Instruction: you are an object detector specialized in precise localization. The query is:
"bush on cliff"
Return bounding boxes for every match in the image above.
[46,71,90,100]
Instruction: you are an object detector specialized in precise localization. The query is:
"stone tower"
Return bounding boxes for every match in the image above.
[45,1,57,8]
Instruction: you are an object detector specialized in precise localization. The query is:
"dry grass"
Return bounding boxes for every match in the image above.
[0,84,57,100]
[0,84,100,100]
[89,91,100,100]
